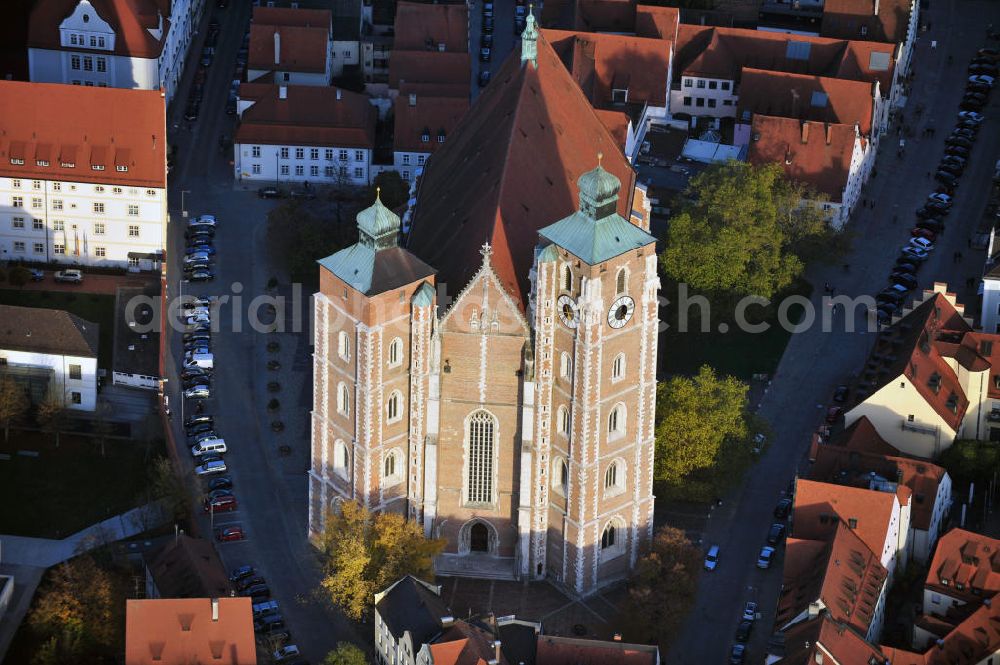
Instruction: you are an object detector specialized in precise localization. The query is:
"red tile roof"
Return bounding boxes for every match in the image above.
[393,94,469,154]
[249,7,330,74]
[674,24,897,94]
[926,529,1000,604]
[738,68,876,137]
[393,1,468,52]
[0,81,165,188]
[389,51,471,90]
[124,598,257,665]
[544,29,671,109]
[535,635,658,665]
[235,84,375,149]
[429,621,506,665]
[830,416,904,456]
[778,524,888,635]
[399,81,472,99]
[594,109,630,149]
[405,31,635,310]
[748,115,859,202]
[29,0,169,59]
[793,478,896,562]
[635,4,679,41]
[776,614,887,665]
[821,0,913,45]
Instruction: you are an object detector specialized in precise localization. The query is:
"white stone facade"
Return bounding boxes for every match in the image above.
[0,348,98,411]
[234,143,371,186]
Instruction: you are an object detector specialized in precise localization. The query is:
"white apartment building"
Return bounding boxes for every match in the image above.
[0,82,167,270]
[234,85,375,186]
[248,7,333,86]
[27,0,202,104]
[0,304,100,411]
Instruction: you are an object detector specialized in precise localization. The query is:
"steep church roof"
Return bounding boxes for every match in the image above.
[405,13,636,310]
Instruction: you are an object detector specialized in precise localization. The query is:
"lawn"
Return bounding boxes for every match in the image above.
[0,430,163,538]
[659,279,813,381]
[0,288,116,368]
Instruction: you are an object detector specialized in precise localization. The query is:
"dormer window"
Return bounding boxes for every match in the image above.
[946,392,959,413]
[9,158,23,165]
[420,128,430,143]
[36,160,49,167]
[436,130,446,143]
[941,578,950,586]
[927,372,941,394]
[91,164,105,171]
[612,87,628,105]
[116,165,128,172]
[61,162,75,168]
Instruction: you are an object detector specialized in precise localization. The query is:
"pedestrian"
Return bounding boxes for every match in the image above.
[196,402,204,415]
[969,238,973,249]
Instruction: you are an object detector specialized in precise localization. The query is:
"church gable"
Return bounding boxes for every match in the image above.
[439,245,531,338]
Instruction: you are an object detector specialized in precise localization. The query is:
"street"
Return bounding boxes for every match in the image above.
[469,0,519,99]
[667,0,1000,663]
[163,1,364,661]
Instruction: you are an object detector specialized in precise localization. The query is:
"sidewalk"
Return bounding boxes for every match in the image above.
[0,271,156,296]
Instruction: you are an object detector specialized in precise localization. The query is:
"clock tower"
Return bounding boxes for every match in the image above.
[528,159,659,595]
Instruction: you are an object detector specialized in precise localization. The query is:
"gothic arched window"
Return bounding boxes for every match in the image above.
[466,410,496,505]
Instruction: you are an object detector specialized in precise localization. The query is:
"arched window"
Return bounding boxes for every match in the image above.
[559,352,572,379]
[337,330,350,361]
[333,439,349,478]
[384,452,395,478]
[552,457,568,494]
[611,353,625,382]
[388,337,403,366]
[558,406,570,435]
[604,459,626,496]
[338,382,350,416]
[387,390,402,422]
[563,264,573,292]
[616,268,627,295]
[608,403,625,439]
[382,448,403,487]
[601,522,616,549]
[466,410,496,505]
[600,518,626,559]
[605,463,617,490]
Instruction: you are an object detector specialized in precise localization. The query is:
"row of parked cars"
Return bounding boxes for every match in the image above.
[184,215,218,282]
[227,24,252,115]
[230,567,305,662]
[185,19,221,122]
[872,48,998,324]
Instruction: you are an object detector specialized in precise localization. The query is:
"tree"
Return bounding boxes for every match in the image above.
[322,642,369,665]
[369,171,409,211]
[939,439,1000,487]
[654,366,749,484]
[92,399,114,457]
[36,395,67,448]
[148,456,193,521]
[0,377,28,443]
[8,265,34,287]
[318,500,445,620]
[266,200,357,286]
[624,526,702,644]
[660,161,832,304]
[28,555,125,663]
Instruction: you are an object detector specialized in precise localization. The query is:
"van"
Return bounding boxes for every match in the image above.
[186,353,214,369]
[252,599,279,618]
[191,439,227,456]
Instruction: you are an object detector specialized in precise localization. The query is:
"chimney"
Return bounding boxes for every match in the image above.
[440,615,455,627]
[613,634,622,642]
[800,122,810,144]
[825,124,833,145]
[211,598,219,622]
[274,31,281,65]
[279,85,287,100]
[493,640,502,664]
[336,88,342,101]
[409,93,417,107]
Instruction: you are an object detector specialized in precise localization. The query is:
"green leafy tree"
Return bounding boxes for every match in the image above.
[322,642,369,665]
[148,456,193,521]
[36,395,67,448]
[266,201,357,285]
[369,171,409,211]
[655,366,749,484]
[660,161,832,304]
[939,439,1000,486]
[0,376,29,443]
[8,265,34,287]
[624,526,702,644]
[318,500,445,620]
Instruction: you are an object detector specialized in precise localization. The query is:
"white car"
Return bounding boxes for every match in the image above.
[970,74,995,87]
[928,192,952,204]
[191,214,217,227]
[274,646,301,662]
[184,252,211,264]
[909,236,934,251]
[958,111,984,123]
[184,385,211,399]
[186,313,210,325]
[902,245,929,261]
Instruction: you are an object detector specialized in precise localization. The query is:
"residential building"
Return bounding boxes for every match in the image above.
[28,0,202,103]
[809,417,952,563]
[124,597,256,665]
[844,283,1000,457]
[980,229,1000,334]
[417,620,509,665]
[248,7,333,86]
[0,81,167,271]
[145,534,231,600]
[374,576,453,665]
[249,0,360,77]
[0,304,99,412]
[309,19,658,596]
[770,613,889,665]
[391,92,468,183]
[820,0,920,83]
[385,2,470,95]
[234,84,375,186]
[778,523,889,641]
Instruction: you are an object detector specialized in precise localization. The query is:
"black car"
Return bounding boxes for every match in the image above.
[185,226,215,239]
[916,219,945,234]
[774,497,792,518]
[924,199,952,212]
[225,99,237,115]
[916,206,944,219]
[877,288,906,305]
[479,70,491,87]
[967,82,991,95]
[189,270,216,282]
[935,171,959,186]
[481,33,493,47]
[230,565,255,583]
[945,144,971,158]
[238,576,267,592]
[937,162,964,177]
[950,127,976,140]
[184,105,199,121]
[254,615,287,633]
[892,273,919,290]
[258,187,282,199]
[480,47,492,62]
[970,64,998,76]
[894,258,920,273]
[730,644,746,665]
[186,423,216,437]
[185,414,214,428]
[242,584,270,600]
[208,476,233,491]
[180,369,211,383]
[961,98,986,111]
[482,16,494,30]
[957,120,981,133]
[735,620,752,642]
[832,385,849,403]
[767,522,786,545]
[946,135,973,148]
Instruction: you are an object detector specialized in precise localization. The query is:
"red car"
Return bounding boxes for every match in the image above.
[911,227,936,242]
[204,495,238,513]
[217,526,245,542]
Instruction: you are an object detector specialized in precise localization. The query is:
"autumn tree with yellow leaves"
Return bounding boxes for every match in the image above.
[317,500,445,620]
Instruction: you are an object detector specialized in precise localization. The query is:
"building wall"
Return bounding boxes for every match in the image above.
[393,151,431,183]
[0,176,166,270]
[981,277,1000,334]
[29,47,161,92]
[234,143,371,186]
[844,375,957,458]
[332,38,360,77]
[670,74,738,118]
[0,348,98,411]
[247,68,330,86]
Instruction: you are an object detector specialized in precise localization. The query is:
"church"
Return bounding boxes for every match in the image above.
[307,14,660,597]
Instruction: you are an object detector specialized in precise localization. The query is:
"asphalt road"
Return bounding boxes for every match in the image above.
[163,2,365,661]
[470,0,519,100]
[666,1,1000,663]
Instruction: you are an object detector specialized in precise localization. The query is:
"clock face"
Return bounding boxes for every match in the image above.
[608,296,635,329]
[557,295,579,329]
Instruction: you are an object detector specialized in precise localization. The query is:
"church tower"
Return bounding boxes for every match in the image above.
[529,159,659,595]
[308,194,436,539]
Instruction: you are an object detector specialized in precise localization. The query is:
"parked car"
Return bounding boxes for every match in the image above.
[230,565,255,583]
[274,646,301,662]
[255,614,287,633]
[945,144,971,159]
[916,206,944,220]
[480,47,492,62]
[774,497,792,518]
[208,476,233,491]
[54,269,83,283]
[757,545,776,569]
[184,385,211,399]
[958,110,984,123]
[934,171,959,187]
[832,385,849,403]
[911,227,936,242]
[893,273,919,291]
[188,270,216,282]
[945,135,974,148]
[704,545,720,571]
[960,97,986,111]
[185,414,214,428]
[185,226,215,239]
[258,186,282,199]
[910,236,934,251]
[29,268,44,281]
[901,245,930,261]
[195,459,227,475]
[238,576,267,592]
[766,522,786,545]
[186,244,216,255]
[479,70,491,87]
[877,286,907,305]
[735,620,752,642]
[742,601,758,622]
[204,495,238,513]
[916,219,945,234]
[242,584,270,599]
[730,644,746,664]
[825,406,843,424]
[894,258,920,273]
[218,526,246,542]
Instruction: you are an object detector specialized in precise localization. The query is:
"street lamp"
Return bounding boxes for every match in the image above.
[181,189,191,219]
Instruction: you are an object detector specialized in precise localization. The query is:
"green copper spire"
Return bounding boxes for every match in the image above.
[356,187,401,250]
[521,6,538,68]
[576,153,621,220]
